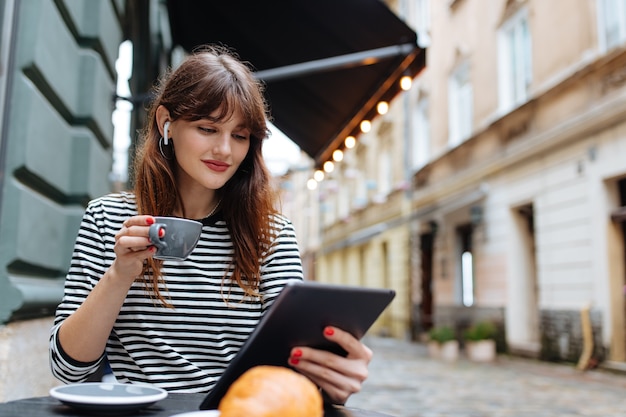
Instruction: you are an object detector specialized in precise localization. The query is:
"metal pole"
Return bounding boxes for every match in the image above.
[255,43,417,82]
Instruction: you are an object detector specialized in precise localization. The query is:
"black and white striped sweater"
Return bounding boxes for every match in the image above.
[49,192,303,392]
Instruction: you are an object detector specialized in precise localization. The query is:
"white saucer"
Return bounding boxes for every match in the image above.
[50,382,168,413]
[169,411,221,417]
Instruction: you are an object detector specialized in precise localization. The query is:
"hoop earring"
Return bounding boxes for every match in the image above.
[159,136,172,159]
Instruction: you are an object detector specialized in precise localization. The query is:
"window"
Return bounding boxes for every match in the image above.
[413,0,431,48]
[457,224,474,307]
[337,171,350,220]
[353,146,368,209]
[351,169,367,210]
[412,96,430,170]
[598,0,626,51]
[498,8,532,113]
[377,146,392,197]
[448,62,473,147]
[461,251,474,306]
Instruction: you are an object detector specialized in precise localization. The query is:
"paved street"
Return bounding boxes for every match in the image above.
[345,336,626,417]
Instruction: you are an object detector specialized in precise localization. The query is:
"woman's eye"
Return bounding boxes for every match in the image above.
[199,127,216,134]
[233,133,249,141]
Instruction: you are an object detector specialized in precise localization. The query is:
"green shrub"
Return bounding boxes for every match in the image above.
[429,326,456,343]
[464,321,497,341]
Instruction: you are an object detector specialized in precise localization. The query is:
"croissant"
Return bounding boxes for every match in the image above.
[218,365,323,417]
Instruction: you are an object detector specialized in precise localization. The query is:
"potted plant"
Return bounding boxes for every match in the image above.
[428,325,459,362]
[464,321,497,362]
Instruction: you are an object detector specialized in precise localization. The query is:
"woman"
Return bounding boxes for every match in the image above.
[49,45,372,405]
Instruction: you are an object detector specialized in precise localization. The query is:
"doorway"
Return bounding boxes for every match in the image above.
[419,232,435,333]
[606,177,626,361]
[611,179,626,355]
[510,203,540,354]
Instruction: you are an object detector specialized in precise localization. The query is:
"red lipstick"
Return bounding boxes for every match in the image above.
[204,160,230,172]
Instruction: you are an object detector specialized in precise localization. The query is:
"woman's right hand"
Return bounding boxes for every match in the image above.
[112,215,157,282]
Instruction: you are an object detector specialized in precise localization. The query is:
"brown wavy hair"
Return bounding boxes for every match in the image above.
[132,45,278,305]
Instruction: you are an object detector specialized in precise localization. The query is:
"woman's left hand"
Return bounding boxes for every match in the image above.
[288,326,373,405]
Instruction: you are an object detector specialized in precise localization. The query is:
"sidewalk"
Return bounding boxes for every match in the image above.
[345,336,626,417]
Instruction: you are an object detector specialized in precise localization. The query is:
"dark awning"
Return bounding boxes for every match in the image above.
[166,0,426,166]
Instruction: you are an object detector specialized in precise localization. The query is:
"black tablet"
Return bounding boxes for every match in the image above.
[198,280,396,410]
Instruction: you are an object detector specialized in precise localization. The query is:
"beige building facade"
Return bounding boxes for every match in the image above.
[282,0,626,364]
[410,0,626,363]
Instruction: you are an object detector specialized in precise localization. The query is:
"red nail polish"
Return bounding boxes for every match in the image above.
[158,227,165,238]
[289,358,299,365]
[293,349,302,358]
[146,217,155,225]
[324,327,334,336]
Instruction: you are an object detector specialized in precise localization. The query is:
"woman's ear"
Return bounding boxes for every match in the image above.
[155,105,171,137]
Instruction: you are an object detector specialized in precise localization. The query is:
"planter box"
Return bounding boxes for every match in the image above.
[466,339,496,362]
[428,340,459,362]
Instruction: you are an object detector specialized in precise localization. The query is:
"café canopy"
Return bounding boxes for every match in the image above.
[166,0,426,167]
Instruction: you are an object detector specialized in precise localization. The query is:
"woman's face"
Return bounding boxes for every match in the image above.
[169,108,251,193]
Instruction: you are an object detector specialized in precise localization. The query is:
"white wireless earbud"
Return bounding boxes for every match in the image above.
[163,121,170,146]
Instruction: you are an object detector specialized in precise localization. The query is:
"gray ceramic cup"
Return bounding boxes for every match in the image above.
[148,216,202,260]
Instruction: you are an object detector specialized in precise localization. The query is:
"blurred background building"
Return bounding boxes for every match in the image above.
[2,0,626,403]
[282,0,626,370]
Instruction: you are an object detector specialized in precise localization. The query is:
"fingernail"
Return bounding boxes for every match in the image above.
[324,326,334,336]
[289,358,299,365]
[292,349,302,358]
[146,217,155,225]
[158,227,165,238]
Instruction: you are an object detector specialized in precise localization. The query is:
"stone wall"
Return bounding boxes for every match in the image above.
[540,308,605,363]
[0,0,121,322]
[0,0,124,402]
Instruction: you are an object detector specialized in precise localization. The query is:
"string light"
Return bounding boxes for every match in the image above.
[377,101,389,115]
[344,136,356,149]
[313,170,325,182]
[332,149,344,162]
[400,75,412,91]
[360,120,371,133]
[323,160,334,173]
[306,178,318,190]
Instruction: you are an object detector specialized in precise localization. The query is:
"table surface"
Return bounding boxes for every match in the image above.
[0,392,391,417]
